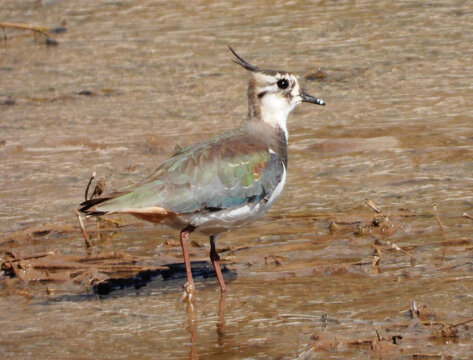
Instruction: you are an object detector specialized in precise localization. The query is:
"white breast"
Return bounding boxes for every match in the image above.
[260,94,293,141]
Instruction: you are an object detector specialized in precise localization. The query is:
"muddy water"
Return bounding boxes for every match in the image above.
[1,0,472,359]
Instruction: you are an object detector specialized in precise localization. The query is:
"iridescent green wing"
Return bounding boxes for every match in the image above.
[95,129,284,214]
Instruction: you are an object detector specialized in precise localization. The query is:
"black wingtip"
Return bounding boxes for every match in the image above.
[79,197,110,215]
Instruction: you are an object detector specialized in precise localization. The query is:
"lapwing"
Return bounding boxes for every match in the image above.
[79,47,325,299]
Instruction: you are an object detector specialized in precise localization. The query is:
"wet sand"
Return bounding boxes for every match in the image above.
[1,1,472,359]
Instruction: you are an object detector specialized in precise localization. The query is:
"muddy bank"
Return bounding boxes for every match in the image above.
[298,301,473,360]
[3,203,472,359]
[0,203,448,296]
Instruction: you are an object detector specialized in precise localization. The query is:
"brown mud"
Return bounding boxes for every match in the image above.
[1,0,473,359]
[1,204,472,358]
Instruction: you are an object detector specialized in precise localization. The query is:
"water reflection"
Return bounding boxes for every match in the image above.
[216,293,227,348]
[185,300,199,360]
[1,0,473,358]
[184,292,227,360]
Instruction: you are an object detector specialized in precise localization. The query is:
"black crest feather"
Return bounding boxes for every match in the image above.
[228,46,261,72]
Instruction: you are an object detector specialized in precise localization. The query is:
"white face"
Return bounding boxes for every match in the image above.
[255,72,303,111]
[255,73,302,106]
[254,72,303,139]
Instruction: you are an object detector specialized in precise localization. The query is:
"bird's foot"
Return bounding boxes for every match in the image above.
[181,281,195,302]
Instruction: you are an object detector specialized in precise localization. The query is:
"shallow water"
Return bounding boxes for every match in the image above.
[1,0,472,359]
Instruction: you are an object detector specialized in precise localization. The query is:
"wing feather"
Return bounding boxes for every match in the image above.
[89,129,284,215]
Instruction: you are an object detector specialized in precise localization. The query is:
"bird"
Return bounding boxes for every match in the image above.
[79,47,325,299]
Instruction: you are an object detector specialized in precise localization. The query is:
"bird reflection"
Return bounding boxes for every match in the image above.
[216,292,226,346]
[185,300,198,360]
[184,292,227,359]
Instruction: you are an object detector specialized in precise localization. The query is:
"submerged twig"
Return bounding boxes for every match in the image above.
[75,209,92,248]
[449,317,473,329]
[371,245,381,272]
[432,203,448,241]
[270,211,429,221]
[7,251,55,262]
[98,218,124,228]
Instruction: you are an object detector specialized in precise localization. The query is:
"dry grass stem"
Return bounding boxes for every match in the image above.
[99,218,124,228]
[0,21,57,44]
[84,172,96,201]
[462,212,473,221]
[365,198,382,213]
[374,328,381,341]
[0,21,49,35]
[386,240,415,259]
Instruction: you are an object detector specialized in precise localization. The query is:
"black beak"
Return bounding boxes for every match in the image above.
[301,92,325,106]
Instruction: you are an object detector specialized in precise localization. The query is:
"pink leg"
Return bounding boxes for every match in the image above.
[180,226,196,300]
[210,235,226,293]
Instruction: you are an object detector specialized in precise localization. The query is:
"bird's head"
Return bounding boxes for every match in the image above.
[229,46,324,120]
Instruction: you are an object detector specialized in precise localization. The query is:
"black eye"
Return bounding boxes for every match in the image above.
[277,79,289,89]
